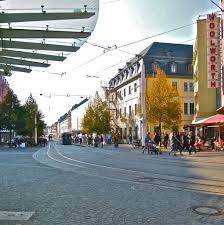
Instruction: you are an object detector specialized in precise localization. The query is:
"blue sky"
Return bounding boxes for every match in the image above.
[3,0,219,125]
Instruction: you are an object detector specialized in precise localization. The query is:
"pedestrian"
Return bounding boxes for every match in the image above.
[188,131,196,154]
[128,134,132,145]
[142,132,151,154]
[79,136,82,145]
[176,132,183,155]
[154,132,161,146]
[94,135,99,147]
[163,133,169,149]
[169,132,178,156]
[182,132,189,152]
[100,134,104,148]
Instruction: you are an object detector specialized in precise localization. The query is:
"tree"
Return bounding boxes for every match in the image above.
[146,68,182,137]
[0,89,22,144]
[82,92,111,134]
[23,94,46,138]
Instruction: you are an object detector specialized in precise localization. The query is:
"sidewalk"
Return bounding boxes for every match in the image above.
[0,144,40,152]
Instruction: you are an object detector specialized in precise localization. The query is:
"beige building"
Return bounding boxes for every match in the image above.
[193,17,219,123]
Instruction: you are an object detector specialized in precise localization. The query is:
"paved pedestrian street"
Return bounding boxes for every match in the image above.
[0,142,224,225]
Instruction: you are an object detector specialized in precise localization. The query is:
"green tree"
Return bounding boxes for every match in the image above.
[82,92,111,134]
[23,94,46,138]
[0,89,23,144]
[146,68,182,137]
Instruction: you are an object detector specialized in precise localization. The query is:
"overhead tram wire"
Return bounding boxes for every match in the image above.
[70,22,197,72]
[22,21,199,76]
[87,34,202,79]
[85,41,138,56]
[117,22,196,49]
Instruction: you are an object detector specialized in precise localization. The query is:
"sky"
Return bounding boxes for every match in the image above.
[1,0,219,126]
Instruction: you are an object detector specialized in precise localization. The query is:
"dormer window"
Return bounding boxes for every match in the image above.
[171,62,177,73]
[152,62,159,73]
[136,62,140,71]
[188,64,192,73]
[125,70,128,79]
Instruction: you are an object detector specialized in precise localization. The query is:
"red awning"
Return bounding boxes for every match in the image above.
[194,114,224,125]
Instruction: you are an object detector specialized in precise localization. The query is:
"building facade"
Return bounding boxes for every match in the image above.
[106,59,142,143]
[143,42,194,134]
[193,17,220,123]
[107,42,194,143]
[52,98,89,138]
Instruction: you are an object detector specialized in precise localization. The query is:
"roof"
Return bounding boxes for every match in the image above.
[143,42,193,76]
[109,42,193,85]
[0,1,98,76]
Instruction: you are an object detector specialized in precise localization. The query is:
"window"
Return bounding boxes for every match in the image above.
[152,62,158,73]
[184,82,188,92]
[129,105,131,118]
[172,81,178,90]
[189,82,194,92]
[134,83,137,92]
[123,88,126,97]
[184,103,188,115]
[190,103,194,115]
[188,64,192,73]
[119,108,122,118]
[111,94,114,101]
[124,107,126,117]
[128,86,131,95]
[125,71,128,79]
[134,104,137,115]
[171,62,177,73]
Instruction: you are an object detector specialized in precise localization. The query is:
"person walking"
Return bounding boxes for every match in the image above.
[142,132,151,154]
[128,134,132,145]
[154,132,161,146]
[100,134,104,148]
[163,133,169,149]
[169,132,178,156]
[176,132,183,155]
[188,131,196,154]
[182,132,189,152]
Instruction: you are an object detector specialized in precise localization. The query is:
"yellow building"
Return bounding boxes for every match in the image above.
[193,18,218,122]
[142,42,194,133]
[107,42,194,143]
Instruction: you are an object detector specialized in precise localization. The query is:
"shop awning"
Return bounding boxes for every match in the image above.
[193,114,224,125]
[191,117,206,125]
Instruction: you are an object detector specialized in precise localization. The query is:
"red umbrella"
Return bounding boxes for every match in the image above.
[194,114,224,125]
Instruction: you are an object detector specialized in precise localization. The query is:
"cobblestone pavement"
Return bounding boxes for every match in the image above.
[0,143,224,225]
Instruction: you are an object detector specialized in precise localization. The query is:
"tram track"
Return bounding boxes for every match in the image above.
[34,142,224,196]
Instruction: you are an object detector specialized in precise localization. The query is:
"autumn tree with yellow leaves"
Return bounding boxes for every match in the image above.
[146,68,182,136]
[82,92,111,134]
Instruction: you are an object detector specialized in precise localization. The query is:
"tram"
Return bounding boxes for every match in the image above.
[61,132,72,145]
